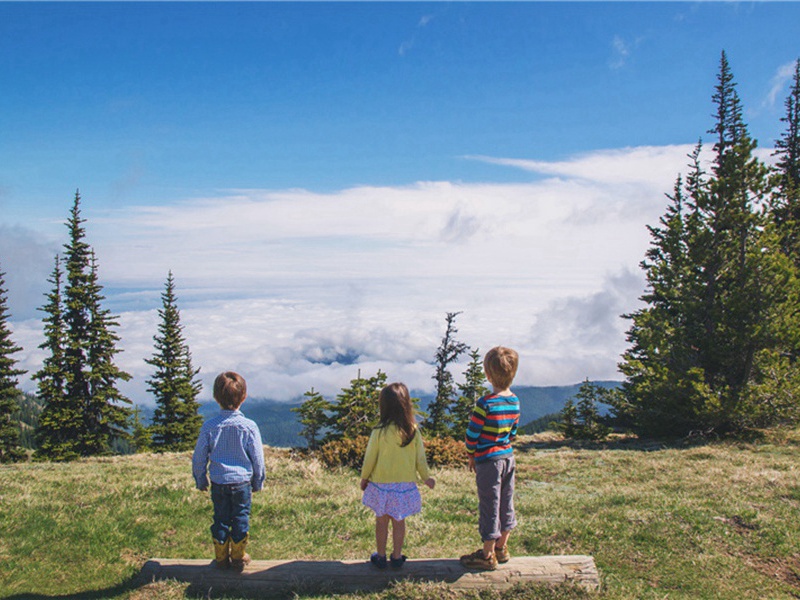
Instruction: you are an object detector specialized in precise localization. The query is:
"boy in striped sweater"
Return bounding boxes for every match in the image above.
[461,346,520,571]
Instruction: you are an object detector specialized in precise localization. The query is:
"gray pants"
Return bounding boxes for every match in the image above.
[475,455,517,541]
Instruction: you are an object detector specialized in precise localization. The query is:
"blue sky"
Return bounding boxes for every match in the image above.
[1,2,799,404]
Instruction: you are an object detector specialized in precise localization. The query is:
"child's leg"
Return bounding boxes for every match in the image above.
[375,514,391,557]
[475,461,503,557]
[229,483,252,543]
[210,484,232,543]
[497,456,517,549]
[390,517,406,559]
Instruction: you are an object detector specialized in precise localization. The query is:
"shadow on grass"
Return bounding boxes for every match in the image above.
[2,573,142,600]
[516,435,711,453]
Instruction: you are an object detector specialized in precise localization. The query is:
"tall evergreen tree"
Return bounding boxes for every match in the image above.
[772,59,800,271]
[33,256,78,460]
[146,271,202,451]
[616,53,780,435]
[451,348,489,440]
[36,191,132,458]
[292,387,331,450]
[425,312,468,437]
[82,251,132,453]
[0,266,26,462]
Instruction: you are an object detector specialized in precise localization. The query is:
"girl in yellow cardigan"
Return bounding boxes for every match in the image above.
[360,382,436,569]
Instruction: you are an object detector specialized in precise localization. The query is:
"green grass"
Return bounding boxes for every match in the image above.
[1,431,800,599]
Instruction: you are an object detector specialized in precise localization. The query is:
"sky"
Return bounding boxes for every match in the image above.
[1,2,799,406]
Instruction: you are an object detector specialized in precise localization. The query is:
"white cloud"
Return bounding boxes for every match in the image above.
[10,145,702,404]
[763,60,796,109]
[610,35,630,70]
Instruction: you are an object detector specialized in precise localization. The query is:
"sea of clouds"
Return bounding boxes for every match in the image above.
[4,144,775,406]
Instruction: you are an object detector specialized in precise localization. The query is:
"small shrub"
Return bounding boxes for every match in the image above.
[425,436,466,468]
[318,435,369,469]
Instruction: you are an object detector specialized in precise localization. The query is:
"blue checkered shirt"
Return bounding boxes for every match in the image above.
[192,409,266,491]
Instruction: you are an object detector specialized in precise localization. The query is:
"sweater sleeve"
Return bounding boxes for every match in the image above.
[360,429,379,480]
[465,398,487,455]
[415,431,431,481]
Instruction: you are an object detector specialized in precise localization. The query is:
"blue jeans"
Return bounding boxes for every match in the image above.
[210,482,251,543]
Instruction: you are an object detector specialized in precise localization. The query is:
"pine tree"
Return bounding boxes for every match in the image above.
[82,251,132,454]
[146,272,202,452]
[616,53,779,435]
[425,312,468,437]
[292,387,331,450]
[451,348,489,440]
[326,370,386,441]
[36,191,132,458]
[0,266,26,463]
[33,256,78,460]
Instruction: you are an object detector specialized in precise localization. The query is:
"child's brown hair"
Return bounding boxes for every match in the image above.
[483,346,519,390]
[377,382,416,447]
[213,371,247,410]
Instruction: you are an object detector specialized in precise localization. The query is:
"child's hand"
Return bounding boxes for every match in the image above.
[467,455,476,473]
[424,477,435,490]
[360,478,369,491]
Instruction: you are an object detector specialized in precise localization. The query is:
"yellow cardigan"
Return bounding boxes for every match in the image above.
[360,423,431,483]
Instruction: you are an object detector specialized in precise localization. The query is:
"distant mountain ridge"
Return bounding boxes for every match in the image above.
[215,381,622,448]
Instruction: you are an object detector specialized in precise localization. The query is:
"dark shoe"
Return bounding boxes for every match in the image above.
[370,552,388,569]
[494,545,511,563]
[460,549,498,571]
[390,554,407,569]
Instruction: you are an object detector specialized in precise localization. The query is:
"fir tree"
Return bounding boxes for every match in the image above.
[0,266,26,462]
[292,387,331,450]
[451,348,489,440]
[33,256,77,460]
[616,53,780,435]
[83,251,132,454]
[36,191,132,458]
[425,312,468,437]
[146,272,202,452]
[131,406,152,453]
[326,370,386,441]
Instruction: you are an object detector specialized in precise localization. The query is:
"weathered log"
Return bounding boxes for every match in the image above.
[139,555,599,597]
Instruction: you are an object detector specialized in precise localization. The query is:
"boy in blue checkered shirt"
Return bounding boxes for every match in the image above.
[192,371,266,570]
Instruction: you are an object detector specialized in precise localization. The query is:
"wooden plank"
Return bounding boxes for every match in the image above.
[139,555,600,596]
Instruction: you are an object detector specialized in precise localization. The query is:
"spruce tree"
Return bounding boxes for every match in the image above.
[0,266,26,462]
[425,312,468,437]
[83,251,132,453]
[616,53,780,435]
[451,348,489,440]
[292,387,331,450]
[326,370,386,441]
[37,191,132,458]
[33,256,78,460]
[146,271,202,452]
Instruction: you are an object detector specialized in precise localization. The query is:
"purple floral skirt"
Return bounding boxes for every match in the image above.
[362,482,422,520]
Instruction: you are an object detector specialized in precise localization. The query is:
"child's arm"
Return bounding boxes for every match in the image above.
[359,430,378,487]
[248,426,266,492]
[191,430,210,491]
[464,399,487,469]
[415,431,434,489]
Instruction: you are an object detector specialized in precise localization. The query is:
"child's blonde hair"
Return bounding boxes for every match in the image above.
[378,382,416,447]
[483,347,519,390]
[214,371,247,410]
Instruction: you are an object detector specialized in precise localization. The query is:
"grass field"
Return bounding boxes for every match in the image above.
[1,430,799,599]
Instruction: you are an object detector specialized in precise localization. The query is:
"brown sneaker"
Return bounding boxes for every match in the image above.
[460,549,498,571]
[494,545,510,563]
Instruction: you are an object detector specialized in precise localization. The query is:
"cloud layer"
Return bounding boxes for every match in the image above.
[8,144,709,404]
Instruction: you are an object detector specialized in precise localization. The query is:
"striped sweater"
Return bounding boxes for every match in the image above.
[465,392,520,463]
